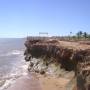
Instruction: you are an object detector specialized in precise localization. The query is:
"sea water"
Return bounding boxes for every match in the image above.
[0,38,28,90]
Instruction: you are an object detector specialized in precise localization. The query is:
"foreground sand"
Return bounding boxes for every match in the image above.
[6,72,71,90]
[6,73,41,90]
[38,74,70,90]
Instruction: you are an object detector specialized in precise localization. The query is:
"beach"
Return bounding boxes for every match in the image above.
[6,72,70,90]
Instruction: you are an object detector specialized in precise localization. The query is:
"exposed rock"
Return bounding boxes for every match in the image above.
[40,70,45,75]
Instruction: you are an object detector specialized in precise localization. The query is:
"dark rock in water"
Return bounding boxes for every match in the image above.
[25,54,31,61]
[24,38,90,90]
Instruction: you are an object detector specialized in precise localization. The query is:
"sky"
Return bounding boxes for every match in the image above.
[0,0,90,38]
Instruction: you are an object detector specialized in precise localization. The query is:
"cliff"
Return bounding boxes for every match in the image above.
[24,38,90,90]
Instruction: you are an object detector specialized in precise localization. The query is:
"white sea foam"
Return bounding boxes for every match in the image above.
[10,50,23,55]
[0,50,23,57]
[0,78,15,90]
[0,64,28,90]
[0,50,29,90]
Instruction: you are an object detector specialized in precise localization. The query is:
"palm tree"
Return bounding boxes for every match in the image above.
[79,31,83,36]
[69,32,72,40]
[76,31,83,39]
[83,32,87,39]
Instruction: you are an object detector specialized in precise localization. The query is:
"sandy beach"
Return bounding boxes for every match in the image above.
[6,72,71,90]
[6,73,41,90]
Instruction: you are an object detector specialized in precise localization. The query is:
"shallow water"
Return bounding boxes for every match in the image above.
[0,38,28,90]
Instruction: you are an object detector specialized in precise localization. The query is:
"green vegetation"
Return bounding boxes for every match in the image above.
[76,31,90,40]
[52,31,90,41]
[53,31,90,41]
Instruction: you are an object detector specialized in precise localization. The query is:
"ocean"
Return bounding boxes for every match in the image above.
[0,38,28,90]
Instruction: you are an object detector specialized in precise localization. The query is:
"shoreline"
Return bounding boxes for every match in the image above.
[6,72,41,90]
[6,72,73,90]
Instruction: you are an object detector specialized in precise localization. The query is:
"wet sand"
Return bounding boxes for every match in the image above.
[6,73,42,90]
[6,73,71,90]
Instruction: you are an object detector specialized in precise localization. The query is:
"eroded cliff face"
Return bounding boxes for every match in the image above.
[73,50,90,90]
[24,38,90,90]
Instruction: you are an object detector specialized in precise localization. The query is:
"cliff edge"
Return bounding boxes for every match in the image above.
[24,37,90,90]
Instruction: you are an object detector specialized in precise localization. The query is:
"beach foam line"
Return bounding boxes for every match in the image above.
[6,74,42,90]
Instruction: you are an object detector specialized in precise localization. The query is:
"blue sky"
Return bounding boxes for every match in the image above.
[0,0,90,38]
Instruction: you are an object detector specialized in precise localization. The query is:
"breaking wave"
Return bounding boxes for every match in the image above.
[0,50,23,57]
[0,50,29,90]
